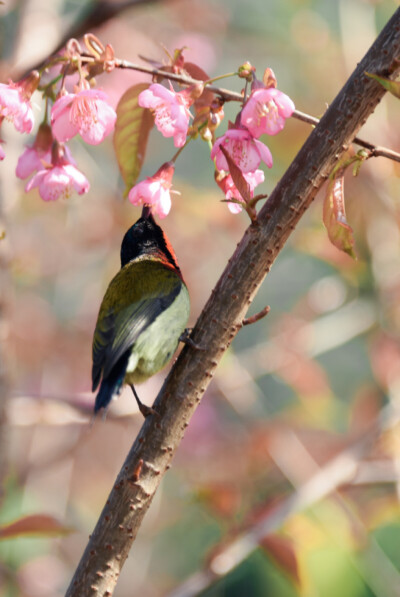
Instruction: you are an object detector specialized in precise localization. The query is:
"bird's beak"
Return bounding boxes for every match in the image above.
[141,205,152,219]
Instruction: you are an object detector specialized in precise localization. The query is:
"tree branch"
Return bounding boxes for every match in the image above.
[242,305,270,326]
[65,8,400,596]
[115,60,400,164]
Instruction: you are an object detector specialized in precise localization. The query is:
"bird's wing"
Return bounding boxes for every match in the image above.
[92,261,182,391]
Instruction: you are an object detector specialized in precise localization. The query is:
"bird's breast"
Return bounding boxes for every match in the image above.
[124,283,190,384]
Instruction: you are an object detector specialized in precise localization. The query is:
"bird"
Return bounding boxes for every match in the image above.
[91,206,190,416]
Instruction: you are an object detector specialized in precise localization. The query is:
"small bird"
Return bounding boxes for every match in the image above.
[91,206,190,416]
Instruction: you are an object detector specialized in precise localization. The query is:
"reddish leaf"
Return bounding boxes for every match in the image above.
[183,62,210,82]
[323,170,356,259]
[184,62,215,111]
[0,514,74,540]
[261,533,300,585]
[196,483,241,518]
[366,72,400,99]
[219,145,251,203]
[113,83,154,197]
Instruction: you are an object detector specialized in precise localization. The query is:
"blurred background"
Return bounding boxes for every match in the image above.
[1,0,400,595]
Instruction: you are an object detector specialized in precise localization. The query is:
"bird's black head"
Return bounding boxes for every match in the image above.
[120,211,180,273]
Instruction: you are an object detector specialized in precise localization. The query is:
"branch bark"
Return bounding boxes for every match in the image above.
[65,8,400,596]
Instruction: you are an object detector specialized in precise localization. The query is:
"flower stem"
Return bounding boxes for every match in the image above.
[204,72,238,86]
[170,136,193,163]
[38,74,63,94]
[37,56,67,77]
[43,97,49,123]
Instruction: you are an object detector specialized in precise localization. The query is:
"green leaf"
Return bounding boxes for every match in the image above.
[0,514,74,540]
[365,72,400,99]
[323,172,356,259]
[113,83,154,197]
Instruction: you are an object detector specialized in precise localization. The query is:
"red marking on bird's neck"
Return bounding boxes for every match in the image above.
[152,247,184,281]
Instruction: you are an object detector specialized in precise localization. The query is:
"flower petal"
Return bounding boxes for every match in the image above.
[254,139,273,168]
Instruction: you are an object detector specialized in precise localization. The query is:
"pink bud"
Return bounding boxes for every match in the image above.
[238,62,255,79]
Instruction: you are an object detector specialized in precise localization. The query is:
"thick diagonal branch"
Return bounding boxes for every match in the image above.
[65,8,400,597]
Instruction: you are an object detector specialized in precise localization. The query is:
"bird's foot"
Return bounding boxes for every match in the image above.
[130,385,159,418]
[179,328,205,351]
[138,402,159,418]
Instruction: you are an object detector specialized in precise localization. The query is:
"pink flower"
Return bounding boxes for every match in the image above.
[217,169,265,214]
[51,89,116,145]
[211,128,273,173]
[26,164,89,201]
[241,87,295,137]
[16,122,54,179]
[138,83,193,148]
[0,81,35,134]
[25,142,89,201]
[128,162,175,219]
[16,146,52,179]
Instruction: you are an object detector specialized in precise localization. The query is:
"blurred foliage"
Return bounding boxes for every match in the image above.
[1,0,400,596]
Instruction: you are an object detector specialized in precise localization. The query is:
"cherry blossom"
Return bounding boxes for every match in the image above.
[25,142,89,201]
[0,80,36,134]
[26,164,89,201]
[128,162,175,218]
[211,128,273,173]
[51,89,116,145]
[241,87,295,137]
[217,169,265,214]
[16,123,53,179]
[138,83,193,148]
[16,146,52,179]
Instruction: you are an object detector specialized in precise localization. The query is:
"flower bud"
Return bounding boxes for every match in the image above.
[18,70,40,100]
[34,122,53,152]
[238,62,255,79]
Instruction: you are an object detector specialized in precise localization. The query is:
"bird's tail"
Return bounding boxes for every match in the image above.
[94,351,130,414]
[94,378,121,414]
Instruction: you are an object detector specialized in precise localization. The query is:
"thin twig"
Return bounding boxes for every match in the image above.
[242,305,270,326]
[115,59,400,164]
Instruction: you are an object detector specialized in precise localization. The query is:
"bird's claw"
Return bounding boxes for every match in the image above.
[138,403,159,418]
[179,328,205,351]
